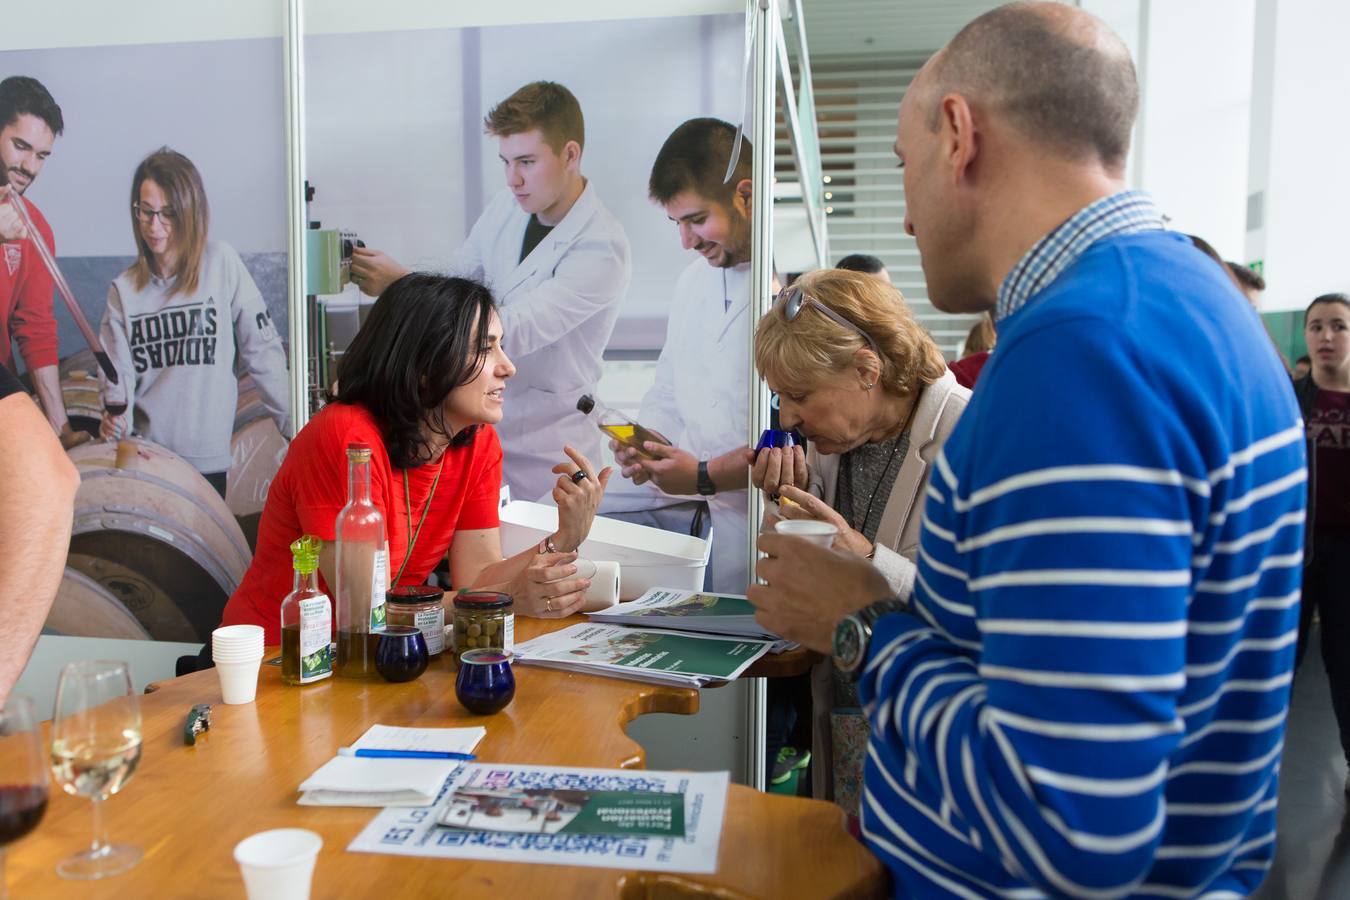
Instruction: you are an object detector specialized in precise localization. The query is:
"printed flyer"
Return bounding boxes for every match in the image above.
[349,764,729,873]
[512,623,772,687]
[587,588,780,640]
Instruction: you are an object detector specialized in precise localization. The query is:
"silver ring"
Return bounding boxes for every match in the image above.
[570,470,588,484]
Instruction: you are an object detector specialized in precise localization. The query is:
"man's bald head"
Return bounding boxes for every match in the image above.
[916,1,1138,171]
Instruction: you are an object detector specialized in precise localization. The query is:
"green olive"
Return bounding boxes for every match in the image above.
[483,620,498,636]
[467,623,482,638]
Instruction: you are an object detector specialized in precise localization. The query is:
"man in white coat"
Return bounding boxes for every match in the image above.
[352,81,631,502]
[610,118,755,592]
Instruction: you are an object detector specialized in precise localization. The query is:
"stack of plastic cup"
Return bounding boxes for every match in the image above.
[212,624,265,704]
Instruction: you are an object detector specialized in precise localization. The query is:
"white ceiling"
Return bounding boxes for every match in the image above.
[799,0,1037,58]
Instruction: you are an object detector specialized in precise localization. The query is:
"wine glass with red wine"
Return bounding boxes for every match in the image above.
[0,695,48,900]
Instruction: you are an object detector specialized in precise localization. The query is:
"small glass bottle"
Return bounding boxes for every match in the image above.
[335,442,388,679]
[576,394,668,460]
[281,535,332,685]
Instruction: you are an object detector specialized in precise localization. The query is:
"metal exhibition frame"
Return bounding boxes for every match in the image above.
[282,0,790,792]
[745,0,777,793]
[284,0,309,435]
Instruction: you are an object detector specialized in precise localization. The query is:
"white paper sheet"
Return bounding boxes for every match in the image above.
[350,724,487,755]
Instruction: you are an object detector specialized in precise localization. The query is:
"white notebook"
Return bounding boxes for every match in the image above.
[298,756,459,808]
[297,725,487,807]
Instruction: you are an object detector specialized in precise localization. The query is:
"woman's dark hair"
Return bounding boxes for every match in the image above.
[331,273,495,468]
[1305,292,1350,325]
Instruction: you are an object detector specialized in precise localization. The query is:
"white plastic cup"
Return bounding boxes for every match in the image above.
[234,828,322,900]
[213,624,264,651]
[216,658,262,705]
[774,519,839,548]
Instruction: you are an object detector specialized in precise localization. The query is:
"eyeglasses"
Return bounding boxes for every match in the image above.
[775,286,880,357]
[132,203,177,226]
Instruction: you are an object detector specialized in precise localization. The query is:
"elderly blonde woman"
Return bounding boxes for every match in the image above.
[752,268,970,815]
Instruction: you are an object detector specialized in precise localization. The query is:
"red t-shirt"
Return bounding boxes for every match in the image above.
[0,197,60,371]
[220,402,503,643]
[1308,388,1350,531]
[949,351,990,389]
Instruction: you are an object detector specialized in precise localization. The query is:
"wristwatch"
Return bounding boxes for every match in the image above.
[697,460,716,496]
[834,599,907,680]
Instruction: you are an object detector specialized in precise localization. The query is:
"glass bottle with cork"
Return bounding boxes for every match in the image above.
[280,535,332,685]
[576,394,669,460]
[335,442,388,678]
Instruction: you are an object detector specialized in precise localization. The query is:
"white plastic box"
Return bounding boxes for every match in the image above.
[498,500,711,601]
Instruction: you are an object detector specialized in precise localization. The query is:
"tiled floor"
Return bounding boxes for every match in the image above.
[1252,626,1350,899]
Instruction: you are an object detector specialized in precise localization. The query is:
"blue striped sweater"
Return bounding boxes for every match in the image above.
[858,228,1306,898]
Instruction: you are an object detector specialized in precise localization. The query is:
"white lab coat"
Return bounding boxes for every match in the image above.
[638,259,751,593]
[448,182,631,502]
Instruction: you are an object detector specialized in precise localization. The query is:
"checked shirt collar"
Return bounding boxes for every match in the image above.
[996,190,1165,322]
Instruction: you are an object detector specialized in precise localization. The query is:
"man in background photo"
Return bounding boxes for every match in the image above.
[0,75,74,441]
[352,81,630,503]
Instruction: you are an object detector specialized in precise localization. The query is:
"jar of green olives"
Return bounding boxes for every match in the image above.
[452,591,514,665]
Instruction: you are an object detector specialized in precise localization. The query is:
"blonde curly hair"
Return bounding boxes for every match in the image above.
[755,269,946,398]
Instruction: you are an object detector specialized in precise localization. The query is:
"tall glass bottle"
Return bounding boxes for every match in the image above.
[576,394,668,460]
[335,443,388,679]
[281,535,332,685]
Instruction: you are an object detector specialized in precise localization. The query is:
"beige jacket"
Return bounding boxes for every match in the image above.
[806,368,970,598]
[803,368,970,806]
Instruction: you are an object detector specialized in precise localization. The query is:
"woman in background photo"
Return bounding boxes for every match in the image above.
[98,147,289,497]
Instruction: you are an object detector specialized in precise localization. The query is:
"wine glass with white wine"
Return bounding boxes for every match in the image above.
[0,696,48,900]
[50,661,143,879]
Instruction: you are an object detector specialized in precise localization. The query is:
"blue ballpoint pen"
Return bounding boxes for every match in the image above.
[337,748,476,760]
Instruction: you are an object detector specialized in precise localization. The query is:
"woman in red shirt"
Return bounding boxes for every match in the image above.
[220,273,610,645]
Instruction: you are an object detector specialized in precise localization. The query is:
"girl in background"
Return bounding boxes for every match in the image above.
[99,147,289,497]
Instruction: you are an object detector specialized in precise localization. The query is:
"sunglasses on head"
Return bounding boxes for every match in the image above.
[775,286,880,357]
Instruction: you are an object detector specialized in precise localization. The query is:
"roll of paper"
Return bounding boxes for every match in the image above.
[575,559,621,612]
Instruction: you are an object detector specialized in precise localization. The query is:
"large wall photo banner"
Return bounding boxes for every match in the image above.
[0,34,289,643]
[304,11,756,594]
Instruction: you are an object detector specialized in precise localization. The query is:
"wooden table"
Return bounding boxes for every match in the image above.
[8,617,885,898]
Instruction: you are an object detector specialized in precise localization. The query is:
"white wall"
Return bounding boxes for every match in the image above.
[304,28,468,270]
[1135,0,1253,260]
[1078,1,1254,261]
[1246,0,1350,312]
[305,14,743,336]
[1,39,288,257]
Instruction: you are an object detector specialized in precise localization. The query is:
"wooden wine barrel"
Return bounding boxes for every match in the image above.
[67,438,253,642]
[46,567,151,640]
[58,348,99,381]
[61,371,103,438]
[234,377,269,433]
[227,417,287,552]
[63,553,189,640]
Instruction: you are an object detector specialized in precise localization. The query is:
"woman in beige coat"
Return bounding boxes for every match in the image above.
[752,268,970,818]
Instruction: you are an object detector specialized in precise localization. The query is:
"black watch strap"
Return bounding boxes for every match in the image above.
[697,460,716,495]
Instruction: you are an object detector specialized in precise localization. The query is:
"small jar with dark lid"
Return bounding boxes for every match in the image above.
[452,591,514,666]
[386,585,445,657]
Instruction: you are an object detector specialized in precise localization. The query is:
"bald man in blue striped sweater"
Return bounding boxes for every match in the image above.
[748,4,1304,897]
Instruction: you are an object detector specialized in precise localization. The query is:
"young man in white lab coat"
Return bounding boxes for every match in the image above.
[351,81,631,502]
[610,118,755,593]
